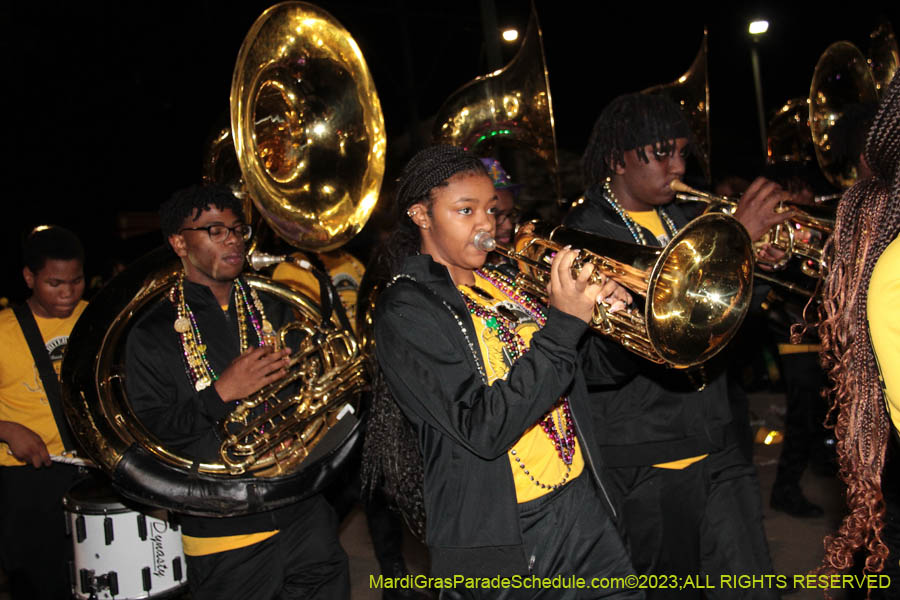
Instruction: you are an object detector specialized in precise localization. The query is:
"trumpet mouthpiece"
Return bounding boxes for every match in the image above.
[473,231,496,252]
[670,180,690,193]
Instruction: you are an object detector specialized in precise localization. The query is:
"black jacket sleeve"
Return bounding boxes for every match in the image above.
[125,315,232,460]
[374,281,589,460]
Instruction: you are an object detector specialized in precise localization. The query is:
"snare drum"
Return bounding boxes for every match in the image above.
[64,478,188,599]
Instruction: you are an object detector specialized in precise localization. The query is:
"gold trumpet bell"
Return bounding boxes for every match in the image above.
[506,214,754,368]
[643,214,754,366]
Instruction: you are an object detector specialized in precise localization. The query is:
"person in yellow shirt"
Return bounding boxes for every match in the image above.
[565,93,789,597]
[817,74,900,590]
[364,145,639,597]
[0,225,87,600]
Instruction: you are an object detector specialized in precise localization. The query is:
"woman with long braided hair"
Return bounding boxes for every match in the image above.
[362,145,640,598]
[818,74,900,581]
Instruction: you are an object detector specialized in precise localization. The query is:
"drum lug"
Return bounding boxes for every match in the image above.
[137,513,147,541]
[103,515,114,545]
[142,566,152,592]
[75,515,86,543]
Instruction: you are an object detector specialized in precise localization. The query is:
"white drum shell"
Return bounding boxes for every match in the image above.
[65,484,187,599]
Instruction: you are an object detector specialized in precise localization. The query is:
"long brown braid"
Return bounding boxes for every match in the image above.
[818,74,900,574]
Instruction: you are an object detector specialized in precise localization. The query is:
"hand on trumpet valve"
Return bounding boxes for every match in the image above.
[732,177,796,242]
[546,247,631,324]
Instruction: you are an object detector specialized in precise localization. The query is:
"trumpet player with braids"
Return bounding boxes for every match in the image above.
[363,145,641,598]
[816,74,900,592]
[564,93,792,599]
[125,184,349,600]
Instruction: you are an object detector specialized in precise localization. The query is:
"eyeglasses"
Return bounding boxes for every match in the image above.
[178,224,252,243]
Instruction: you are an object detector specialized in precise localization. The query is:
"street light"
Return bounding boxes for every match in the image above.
[749,20,769,35]
[502,28,519,43]
[749,19,769,160]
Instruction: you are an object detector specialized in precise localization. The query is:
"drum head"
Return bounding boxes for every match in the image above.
[63,476,130,515]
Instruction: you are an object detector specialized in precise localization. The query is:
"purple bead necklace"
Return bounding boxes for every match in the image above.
[461,268,577,490]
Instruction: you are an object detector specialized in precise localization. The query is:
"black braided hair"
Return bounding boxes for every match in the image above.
[360,145,486,541]
[158,184,245,239]
[23,225,84,273]
[583,93,693,187]
[373,145,487,278]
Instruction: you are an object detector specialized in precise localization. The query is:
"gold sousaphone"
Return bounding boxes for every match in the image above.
[477,214,754,369]
[809,21,898,190]
[642,30,711,185]
[61,2,383,516]
[432,4,560,201]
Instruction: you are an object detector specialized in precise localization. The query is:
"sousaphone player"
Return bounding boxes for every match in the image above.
[126,185,349,600]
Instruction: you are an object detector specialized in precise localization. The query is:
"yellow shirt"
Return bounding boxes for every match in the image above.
[0,301,88,466]
[868,236,900,433]
[272,250,364,333]
[624,211,705,470]
[459,272,584,502]
[627,209,670,245]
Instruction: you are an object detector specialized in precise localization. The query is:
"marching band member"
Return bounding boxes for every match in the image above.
[0,226,87,600]
[565,93,788,598]
[364,145,641,599]
[125,184,349,600]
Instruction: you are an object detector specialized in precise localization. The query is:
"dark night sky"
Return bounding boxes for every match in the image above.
[4,1,898,300]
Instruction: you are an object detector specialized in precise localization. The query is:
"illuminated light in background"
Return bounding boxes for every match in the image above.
[748,20,769,35]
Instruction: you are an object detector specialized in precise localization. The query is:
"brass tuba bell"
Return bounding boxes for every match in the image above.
[809,41,880,189]
[432,5,560,201]
[61,2,381,516]
[642,30,711,185]
[868,19,900,95]
[231,2,385,252]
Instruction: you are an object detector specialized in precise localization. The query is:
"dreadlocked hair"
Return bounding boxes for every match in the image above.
[360,145,487,541]
[818,74,900,577]
[159,184,245,239]
[582,93,694,187]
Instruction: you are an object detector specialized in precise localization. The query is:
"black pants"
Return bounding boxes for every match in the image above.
[453,474,642,600]
[0,463,83,600]
[186,493,350,600]
[774,351,829,490]
[607,445,778,600]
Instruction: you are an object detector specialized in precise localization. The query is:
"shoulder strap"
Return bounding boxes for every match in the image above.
[11,304,77,451]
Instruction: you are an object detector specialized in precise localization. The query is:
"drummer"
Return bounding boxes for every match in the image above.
[0,225,88,600]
